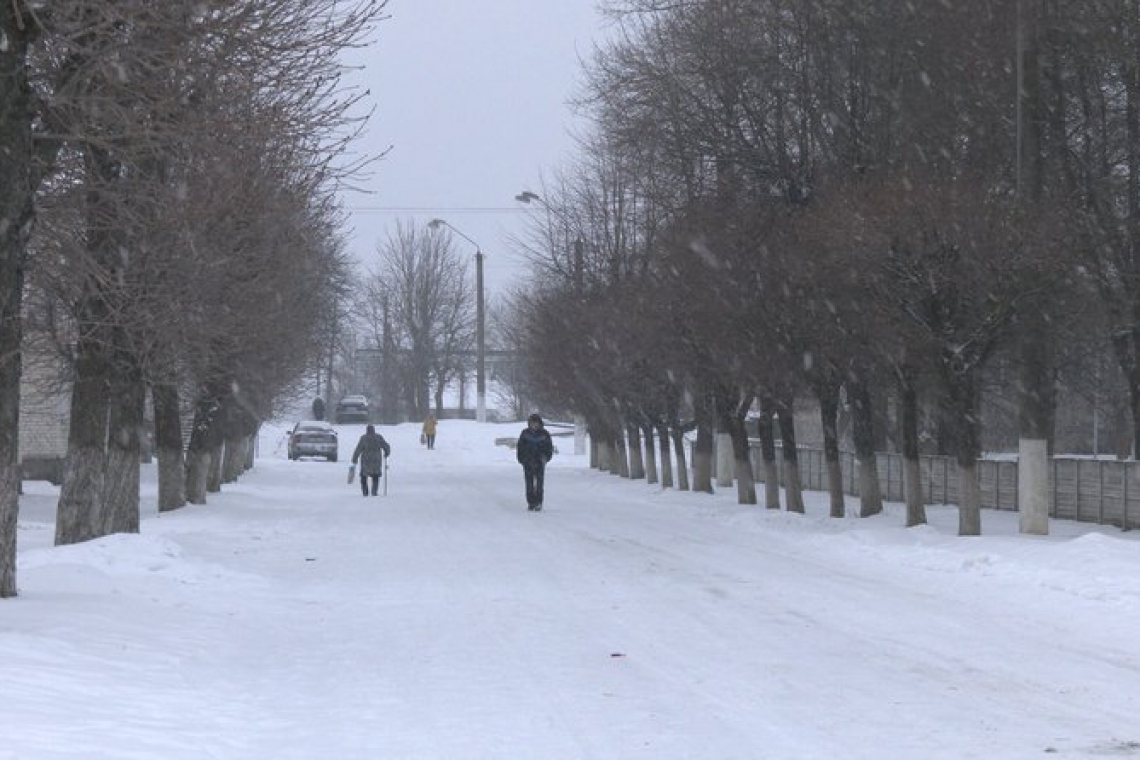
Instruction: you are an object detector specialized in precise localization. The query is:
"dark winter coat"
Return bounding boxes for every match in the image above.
[352,432,390,476]
[517,426,553,467]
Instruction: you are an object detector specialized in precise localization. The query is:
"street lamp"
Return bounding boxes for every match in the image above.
[515,191,587,454]
[427,218,486,424]
[516,189,584,293]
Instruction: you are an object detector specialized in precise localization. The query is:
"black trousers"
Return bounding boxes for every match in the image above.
[522,461,545,507]
[360,473,379,496]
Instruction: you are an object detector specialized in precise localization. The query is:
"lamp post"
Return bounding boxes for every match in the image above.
[428,218,485,424]
[516,190,583,290]
[515,190,586,454]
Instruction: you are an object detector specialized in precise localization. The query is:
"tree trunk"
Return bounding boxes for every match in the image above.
[642,421,658,485]
[596,437,611,472]
[153,383,186,512]
[958,459,982,536]
[900,369,927,527]
[730,413,757,506]
[221,400,252,484]
[657,423,673,488]
[758,396,780,510]
[57,140,123,546]
[817,375,845,518]
[716,431,734,487]
[101,365,143,535]
[692,395,715,493]
[948,368,982,536]
[185,450,210,505]
[0,5,35,596]
[223,435,246,483]
[611,420,629,477]
[207,442,224,493]
[1016,0,1050,537]
[777,395,804,513]
[627,421,645,480]
[186,383,223,505]
[718,389,756,505]
[670,425,690,491]
[55,337,111,545]
[850,376,883,517]
[245,428,257,471]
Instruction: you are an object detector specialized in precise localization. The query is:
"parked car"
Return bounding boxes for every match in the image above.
[335,395,370,424]
[288,420,338,461]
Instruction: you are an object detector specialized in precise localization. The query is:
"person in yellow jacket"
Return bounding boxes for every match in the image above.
[421,413,438,450]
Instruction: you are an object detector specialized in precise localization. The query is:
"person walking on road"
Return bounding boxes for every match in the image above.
[517,413,553,511]
[352,424,391,496]
[421,413,438,450]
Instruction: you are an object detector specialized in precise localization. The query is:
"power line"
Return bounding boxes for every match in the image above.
[347,206,525,213]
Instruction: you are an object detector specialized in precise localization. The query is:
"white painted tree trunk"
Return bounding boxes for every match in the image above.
[716,432,734,487]
[1018,438,1049,534]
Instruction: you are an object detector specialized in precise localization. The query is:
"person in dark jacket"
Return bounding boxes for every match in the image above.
[517,413,554,511]
[352,424,391,496]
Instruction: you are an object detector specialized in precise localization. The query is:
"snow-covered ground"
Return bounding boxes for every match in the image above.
[6,419,1140,759]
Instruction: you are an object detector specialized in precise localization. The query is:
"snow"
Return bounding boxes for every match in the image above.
[7,419,1140,759]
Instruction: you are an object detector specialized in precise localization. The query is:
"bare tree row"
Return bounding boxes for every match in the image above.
[0,0,385,597]
[512,0,1136,536]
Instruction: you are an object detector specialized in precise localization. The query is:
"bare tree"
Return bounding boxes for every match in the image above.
[359,222,474,420]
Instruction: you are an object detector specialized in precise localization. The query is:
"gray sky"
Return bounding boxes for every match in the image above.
[341,1,604,298]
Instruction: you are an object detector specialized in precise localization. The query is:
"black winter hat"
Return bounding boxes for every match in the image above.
[528,413,543,425]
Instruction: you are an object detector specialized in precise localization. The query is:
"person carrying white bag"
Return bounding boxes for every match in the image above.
[350,424,391,497]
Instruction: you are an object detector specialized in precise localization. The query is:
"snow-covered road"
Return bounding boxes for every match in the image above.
[7,420,1140,759]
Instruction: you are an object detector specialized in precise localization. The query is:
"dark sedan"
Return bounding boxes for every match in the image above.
[335,395,370,424]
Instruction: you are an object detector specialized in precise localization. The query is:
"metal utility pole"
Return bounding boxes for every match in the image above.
[428,219,486,423]
[1016,0,1050,536]
[476,248,486,424]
